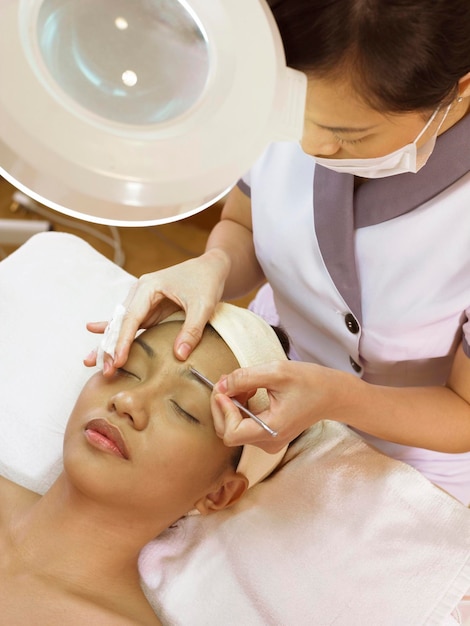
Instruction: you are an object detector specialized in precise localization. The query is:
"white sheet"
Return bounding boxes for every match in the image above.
[0,232,469,625]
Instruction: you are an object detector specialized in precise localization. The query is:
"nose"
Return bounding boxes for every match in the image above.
[109,388,150,431]
[301,127,340,157]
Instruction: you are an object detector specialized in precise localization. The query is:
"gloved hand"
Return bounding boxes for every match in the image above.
[210,359,347,453]
[84,248,231,375]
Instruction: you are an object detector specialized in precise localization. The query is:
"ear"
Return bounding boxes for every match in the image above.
[193,472,249,515]
[457,72,470,99]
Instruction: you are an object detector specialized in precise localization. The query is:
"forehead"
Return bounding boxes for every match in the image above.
[306,74,387,126]
[136,321,239,377]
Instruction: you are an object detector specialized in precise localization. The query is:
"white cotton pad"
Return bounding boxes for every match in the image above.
[96,303,126,369]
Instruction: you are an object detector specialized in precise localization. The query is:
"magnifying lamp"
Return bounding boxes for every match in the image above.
[0,0,306,226]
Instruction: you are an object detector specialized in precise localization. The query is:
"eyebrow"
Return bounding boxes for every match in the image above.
[183,367,209,389]
[133,338,212,390]
[134,336,155,359]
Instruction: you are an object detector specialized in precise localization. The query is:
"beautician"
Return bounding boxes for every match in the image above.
[87,0,470,502]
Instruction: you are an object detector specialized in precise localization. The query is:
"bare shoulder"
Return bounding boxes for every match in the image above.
[74,579,163,626]
[116,588,163,625]
[80,602,162,626]
[68,596,163,626]
[0,475,39,525]
[116,596,162,626]
[1,580,163,626]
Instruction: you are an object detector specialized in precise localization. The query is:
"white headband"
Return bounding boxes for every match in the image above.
[98,303,289,488]
[164,304,289,488]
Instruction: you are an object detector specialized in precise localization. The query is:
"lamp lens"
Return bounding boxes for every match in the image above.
[37,0,210,125]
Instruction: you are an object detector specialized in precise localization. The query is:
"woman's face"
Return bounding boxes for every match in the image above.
[301,74,458,160]
[63,321,241,523]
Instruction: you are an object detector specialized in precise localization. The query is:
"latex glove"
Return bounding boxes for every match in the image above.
[84,249,230,375]
[210,360,339,453]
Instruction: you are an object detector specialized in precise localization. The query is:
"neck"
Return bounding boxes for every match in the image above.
[8,474,167,595]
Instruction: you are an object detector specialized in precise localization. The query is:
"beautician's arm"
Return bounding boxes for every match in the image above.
[206,186,265,301]
[211,343,470,454]
[86,187,264,372]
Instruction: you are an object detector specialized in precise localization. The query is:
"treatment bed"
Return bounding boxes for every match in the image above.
[0,231,469,625]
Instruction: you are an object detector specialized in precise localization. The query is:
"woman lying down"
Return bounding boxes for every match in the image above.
[0,303,288,625]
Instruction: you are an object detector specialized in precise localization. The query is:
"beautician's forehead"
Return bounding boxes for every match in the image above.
[305,74,386,128]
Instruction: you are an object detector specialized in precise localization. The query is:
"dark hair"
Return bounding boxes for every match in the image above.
[271,325,291,357]
[269,0,470,113]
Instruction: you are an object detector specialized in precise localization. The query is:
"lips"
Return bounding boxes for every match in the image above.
[84,418,130,460]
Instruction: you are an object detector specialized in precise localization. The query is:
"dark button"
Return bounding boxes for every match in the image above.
[345,313,360,334]
[349,356,362,373]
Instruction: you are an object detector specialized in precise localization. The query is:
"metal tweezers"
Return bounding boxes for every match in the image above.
[190,366,278,437]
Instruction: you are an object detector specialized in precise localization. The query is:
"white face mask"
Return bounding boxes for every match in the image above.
[313,105,451,178]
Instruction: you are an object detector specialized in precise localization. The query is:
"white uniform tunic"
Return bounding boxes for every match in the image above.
[239,112,470,503]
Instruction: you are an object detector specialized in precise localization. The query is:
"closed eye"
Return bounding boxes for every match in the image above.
[170,400,200,425]
[116,367,140,381]
[333,134,365,145]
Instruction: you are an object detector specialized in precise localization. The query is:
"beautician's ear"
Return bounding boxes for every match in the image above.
[458,71,470,98]
[194,473,249,515]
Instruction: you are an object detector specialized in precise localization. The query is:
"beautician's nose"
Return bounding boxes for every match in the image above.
[110,389,150,431]
[301,128,340,157]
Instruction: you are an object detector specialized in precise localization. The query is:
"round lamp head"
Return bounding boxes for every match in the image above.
[0,0,306,226]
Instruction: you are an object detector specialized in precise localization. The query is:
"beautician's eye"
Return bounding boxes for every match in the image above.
[170,400,200,425]
[333,134,365,146]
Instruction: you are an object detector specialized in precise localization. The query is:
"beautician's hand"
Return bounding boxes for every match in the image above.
[210,360,342,453]
[84,249,231,375]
